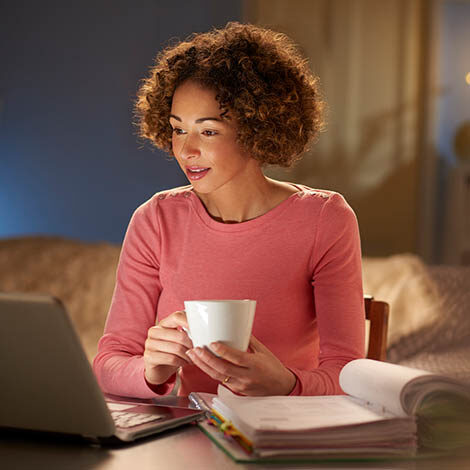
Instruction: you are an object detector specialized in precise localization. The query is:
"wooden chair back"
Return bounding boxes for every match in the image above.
[364,295,389,361]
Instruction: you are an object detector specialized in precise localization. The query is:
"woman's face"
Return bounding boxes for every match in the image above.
[170,80,254,196]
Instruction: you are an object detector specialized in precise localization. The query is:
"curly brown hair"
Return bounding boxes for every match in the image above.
[135,22,325,167]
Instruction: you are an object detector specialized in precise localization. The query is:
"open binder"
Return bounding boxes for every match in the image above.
[190,359,470,462]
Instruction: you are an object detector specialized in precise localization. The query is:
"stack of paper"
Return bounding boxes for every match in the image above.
[192,359,470,461]
[212,386,416,457]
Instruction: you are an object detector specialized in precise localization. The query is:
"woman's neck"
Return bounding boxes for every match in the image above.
[195,172,299,224]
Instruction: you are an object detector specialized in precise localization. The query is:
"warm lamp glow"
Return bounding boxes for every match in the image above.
[466,72,470,85]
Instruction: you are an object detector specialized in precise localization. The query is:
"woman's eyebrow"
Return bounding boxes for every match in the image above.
[169,114,223,123]
[195,117,223,123]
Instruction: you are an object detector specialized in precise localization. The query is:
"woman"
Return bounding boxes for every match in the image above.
[93,22,365,398]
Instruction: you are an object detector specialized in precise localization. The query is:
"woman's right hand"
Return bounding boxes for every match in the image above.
[143,310,193,386]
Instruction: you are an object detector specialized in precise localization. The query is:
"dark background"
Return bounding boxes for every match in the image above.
[0,1,242,243]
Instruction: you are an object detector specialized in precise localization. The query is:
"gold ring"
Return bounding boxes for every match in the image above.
[223,376,231,384]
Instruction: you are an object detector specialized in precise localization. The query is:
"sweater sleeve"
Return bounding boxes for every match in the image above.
[93,199,176,398]
[288,193,365,396]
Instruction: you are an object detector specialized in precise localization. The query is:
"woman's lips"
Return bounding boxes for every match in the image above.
[186,166,211,181]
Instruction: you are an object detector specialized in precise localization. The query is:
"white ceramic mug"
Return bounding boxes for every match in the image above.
[184,299,256,351]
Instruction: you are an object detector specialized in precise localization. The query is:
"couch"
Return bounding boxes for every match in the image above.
[1,236,469,383]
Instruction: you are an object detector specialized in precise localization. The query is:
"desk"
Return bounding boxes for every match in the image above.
[2,425,470,470]
[2,395,470,470]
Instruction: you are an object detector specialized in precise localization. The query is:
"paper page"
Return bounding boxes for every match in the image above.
[339,359,433,417]
[106,402,134,411]
[400,375,470,415]
[215,386,396,433]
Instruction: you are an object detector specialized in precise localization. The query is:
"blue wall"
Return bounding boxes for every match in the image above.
[0,1,242,243]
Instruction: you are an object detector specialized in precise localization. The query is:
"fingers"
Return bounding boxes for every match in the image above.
[186,346,247,385]
[148,324,193,349]
[143,332,191,386]
[248,335,269,353]
[145,321,193,369]
[186,337,295,396]
[144,311,193,380]
[143,350,188,369]
[209,342,250,366]
[157,310,189,329]
[145,336,191,363]
[186,349,228,382]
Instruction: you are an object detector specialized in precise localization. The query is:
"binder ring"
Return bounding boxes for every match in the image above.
[223,376,231,384]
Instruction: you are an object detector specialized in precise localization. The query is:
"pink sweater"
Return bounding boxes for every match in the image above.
[93,185,365,397]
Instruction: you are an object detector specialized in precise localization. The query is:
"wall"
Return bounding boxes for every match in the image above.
[0,1,241,243]
[435,0,470,263]
[436,1,470,165]
[244,0,430,258]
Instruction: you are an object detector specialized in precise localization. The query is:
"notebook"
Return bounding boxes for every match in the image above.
[0,292,204,443]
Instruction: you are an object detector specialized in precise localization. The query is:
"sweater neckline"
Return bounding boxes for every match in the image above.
[187,184,306,232]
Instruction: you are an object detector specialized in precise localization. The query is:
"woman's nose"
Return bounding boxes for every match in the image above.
[179,133,201,160]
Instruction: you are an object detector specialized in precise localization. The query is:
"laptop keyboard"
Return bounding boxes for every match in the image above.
[111,410,163,429]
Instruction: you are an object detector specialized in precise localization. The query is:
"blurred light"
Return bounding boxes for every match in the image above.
[466,72,470,85]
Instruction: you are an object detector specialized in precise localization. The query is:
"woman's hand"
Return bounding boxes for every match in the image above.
[144,310,193,386]
[186,335,296,396]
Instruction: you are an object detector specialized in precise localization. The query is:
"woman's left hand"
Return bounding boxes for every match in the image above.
[186,335,296,396]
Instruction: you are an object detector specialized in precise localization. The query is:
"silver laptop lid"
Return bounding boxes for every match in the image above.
[0,292,115,437]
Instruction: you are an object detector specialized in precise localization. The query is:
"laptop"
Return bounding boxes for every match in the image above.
[0,292,204,443]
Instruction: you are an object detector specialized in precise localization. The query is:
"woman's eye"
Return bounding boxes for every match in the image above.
[202,130,218,136]
[172,128,185,135]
